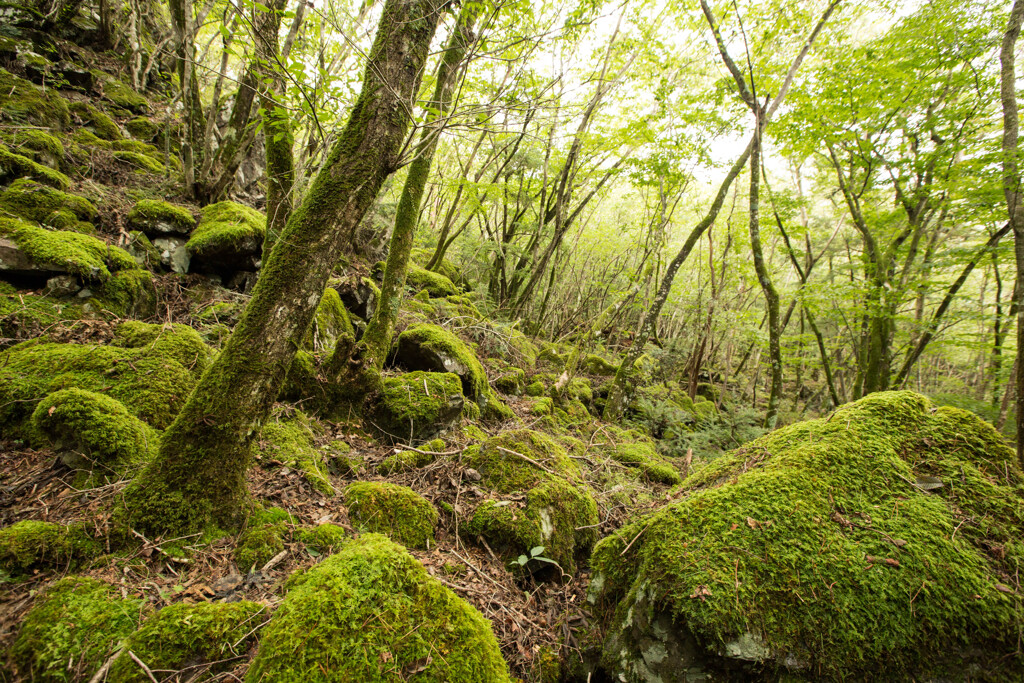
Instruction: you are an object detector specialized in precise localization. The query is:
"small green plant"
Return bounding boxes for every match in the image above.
[510,545,562,573]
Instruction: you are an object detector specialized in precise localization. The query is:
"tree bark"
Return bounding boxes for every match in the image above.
[120,0,445,536]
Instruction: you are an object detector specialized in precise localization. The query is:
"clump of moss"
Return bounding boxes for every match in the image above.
[107,600,264,682]
[492,363,526,395]
[463,429,581,492]
[300,523,348,553]
[186,201,266,265]
[590,391,1024,681]
[304,287,354,352]
[111,320,212,374]
[126,199,195,235]
[30,388,159,477]
[0,521,101,574]
[377,438,445,475]
[0,67,70,129]
[101,77,149,114]
[93,267,158,316]
[582,353,619,376]
[406,263,459,296]
[411,247,461,284]
[257,409,333,495]
[69,101,122,140]
[0,146,70,189]
[0,179,98,232]
[345,482,438,549]
[113,150,165,174]
[246,533,512,682]
[363,370,465,445]
[603,441,681,485]
[235,507,294,570]
[125,116,158,140]
[11,577,145,682]
[0,217,135,279]
[6,129,65,168]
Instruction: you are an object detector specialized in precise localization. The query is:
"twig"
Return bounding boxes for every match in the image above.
[88,647,124,683]
[495,445,557,475]
[620,522,650,556]
[451,548,504,589]
[129,651,159,683]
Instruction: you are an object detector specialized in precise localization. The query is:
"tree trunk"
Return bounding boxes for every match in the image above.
[120,0,445,536]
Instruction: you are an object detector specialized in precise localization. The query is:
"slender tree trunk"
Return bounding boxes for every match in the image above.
[120,0,445,536]
[360,4,479,369]
[1000,0,1024,466]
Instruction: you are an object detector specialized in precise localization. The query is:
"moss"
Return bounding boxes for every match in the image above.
[300,523,349,553]
[124,230,160,268]
[345,481,438,549]
[6,129,65,166]
[100,76,149,114]
[235,508,290,570]
[604,441,681,485]
[582,353,619,376]
[107,601,265,682]
[463,429,581,492]
[590,391,1024,681]
[11,576,145,682]
[0,326,208,433]
[0,146,70,189]
[411,247,461,283]
[31,388,159,476]
[69,101,122,141]
[125,116,158,140]
[406,262,458,296]
[0,521,101,574]
[125,198,195,235]
[247,533,511,681]
[304,287,355,352]
[363,370,465,445]
[492,365,526,395]
[258,409,333,495]
[0,217,135,279]
[113,150,165,174]
[526,380,545,396]
[529,396,554,416]
[0,68,70,129]
[0,285,89,341]
[111,320,212,374]
[378,447,435,475]
[0,177,98,231]
[93,267,157,316]
[187,200,266,259]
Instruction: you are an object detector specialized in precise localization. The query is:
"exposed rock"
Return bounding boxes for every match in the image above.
[152,236,190,273]
[588,392,1024,682]
[332,274,378,321]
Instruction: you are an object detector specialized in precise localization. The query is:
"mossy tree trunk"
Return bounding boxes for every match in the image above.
[120,0,446,536]
[360,3,480,369]
[1000,0,1024,468]
[253,0,295,260]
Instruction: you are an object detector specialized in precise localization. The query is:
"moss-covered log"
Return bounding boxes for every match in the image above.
[119,0,447,535]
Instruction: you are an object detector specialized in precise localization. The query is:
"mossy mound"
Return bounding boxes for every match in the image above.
[0,67,70,130]
[30,388,159,477]
[0,179,97,232]
[100,76,149,114]
[377,438,445,475]
[11,576,145,682]
[363,370,464,445]
[0,146,70,189]
[0,217,135,278]
[304,287,354,353]
[405,263,458,296]
[126,199,195,236]
[411,247,461,285]
[602,440,681,485]
[69,101,122,140]
[107,601,265,682]
[246,533,512,682]
[111,320,212,373]
[235,507,294,570]
[344,482,438,549]
[300,523,349,553]
[186,201,266,273]
[0,322,209,433]
[590,391,1024,681]
[582,353,619,376]
[462,430,598,575]
[0,520,101,575]
[258,409,333,495]
[394,323,510,420]
[125,116,158,140]
[4,129,65,169]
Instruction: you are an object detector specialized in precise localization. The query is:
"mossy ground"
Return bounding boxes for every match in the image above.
[246,534,512,682]
[590,391,1024,681]
[344,481,439,549]
[0,520,101,575]
[257,408,333,495]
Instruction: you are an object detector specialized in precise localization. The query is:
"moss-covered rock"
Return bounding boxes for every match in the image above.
[0,217,134,279]
[0,67,70,130]
[125,116,158,141]
[304,286,354,353]
[111,320,212,374]
[257,409,333,495]
[344,482,438,549]
[411,247,461,285]
[0,146,70,189]
[101,76,149,114]
[363,370,464,445]
[246,533,512,682]
[126,199,195,236]
[0,322,209,433]
[0,520,101,575]
[405,262,458,296]
[590,391,1024,681]
[0,179,98,232]
[300,523,349,553]
[377,438,445,475]
[187,201,266,274]
[235,507,294,570]
[113,149,165,174]
[394,323,510,420]
[107,601,264,682]
[461,430,599,575]
[602,440,681,485]
[69,101,122,141]
[5,129,65,169]
[11,576,145,682]
[582,353,619,376]
[30,388,159,477]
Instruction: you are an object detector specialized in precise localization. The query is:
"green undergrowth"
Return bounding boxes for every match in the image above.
[11,576,145,682]
[0,520,102,575]
[107,600,265,682]
[344,482,438,549]
[590,391,1024,680]
[246,533,512,682]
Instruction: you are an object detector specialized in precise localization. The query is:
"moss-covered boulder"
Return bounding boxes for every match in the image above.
[11,576,145,682]
[462,430,599,576]
[0,146,70,189]
[394,323,511,420]
[69,101,122,141]
[4,129,65,170]
[30,388,159,477]
[377,438,445,475]
[363,370,465,445]
[304,287,354,353]
[300,523,349,553]
[0,322,210,434]
[125,116,158,141]
[257,409,333,495]
[107,601,264,682]
[126,199,196,237]
[0,179,97,232]
[582,353,619,376]
[0,520,101,575]
[601,439,681,485]
[405,263,459,296]
[246,533,512,682]
[589,391,1024,682]
[235,507,294,570]
[345,482,438,549]
[0,67,70,130]
[186,201,266,275]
